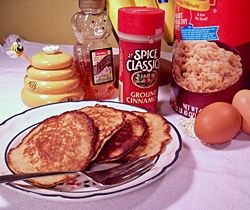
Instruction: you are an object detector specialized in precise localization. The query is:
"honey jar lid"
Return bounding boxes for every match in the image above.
[31,45,73,70]
[79,0,105,10]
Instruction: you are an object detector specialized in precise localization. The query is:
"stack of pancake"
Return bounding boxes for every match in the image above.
[7,104,172,188]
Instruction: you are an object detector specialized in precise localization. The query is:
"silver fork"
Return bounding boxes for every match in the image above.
[0,156,156,189]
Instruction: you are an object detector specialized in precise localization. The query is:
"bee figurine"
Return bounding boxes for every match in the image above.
[6,38,24,58]
[6,38,31,63]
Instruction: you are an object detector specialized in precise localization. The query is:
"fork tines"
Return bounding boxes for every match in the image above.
[104,156,156,179]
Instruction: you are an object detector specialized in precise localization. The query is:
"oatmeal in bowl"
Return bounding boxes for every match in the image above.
[170,41,244,118]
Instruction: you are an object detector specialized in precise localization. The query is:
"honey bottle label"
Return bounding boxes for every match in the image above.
[90,48,115,85]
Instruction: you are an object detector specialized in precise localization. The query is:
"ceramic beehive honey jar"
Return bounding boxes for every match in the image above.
[6,40,84,107]
[21,45,84,107]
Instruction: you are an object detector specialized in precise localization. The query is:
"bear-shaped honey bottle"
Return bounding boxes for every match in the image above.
[71,0,117,100]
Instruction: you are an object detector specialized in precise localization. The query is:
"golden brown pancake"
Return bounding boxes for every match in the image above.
[123,112,172,161]
[80,104,125,160]
[94,111,147,163]
[7,111,96,188]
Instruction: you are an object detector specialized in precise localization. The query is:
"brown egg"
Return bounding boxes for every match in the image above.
[194,102,242,144]
[232,89,250,134]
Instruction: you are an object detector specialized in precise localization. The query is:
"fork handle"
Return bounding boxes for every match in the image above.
[0,171,78,184]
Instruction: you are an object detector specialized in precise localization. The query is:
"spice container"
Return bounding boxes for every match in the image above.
[71,0,117,100]
[118,7,165,112]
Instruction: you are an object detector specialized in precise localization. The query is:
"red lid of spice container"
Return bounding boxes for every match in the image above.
[118,7,165,36]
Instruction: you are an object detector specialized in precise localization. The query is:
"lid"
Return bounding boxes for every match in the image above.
[118,7,165,36]
[79,0,105,10]
[31,46,72,70]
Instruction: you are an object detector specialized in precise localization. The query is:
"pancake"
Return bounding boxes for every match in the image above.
[94,111,147,163]
[123,112,172,161]
[7,111,96,188]
[80,104,125,160]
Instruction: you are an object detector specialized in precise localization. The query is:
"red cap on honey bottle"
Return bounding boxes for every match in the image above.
[118,7,165,36]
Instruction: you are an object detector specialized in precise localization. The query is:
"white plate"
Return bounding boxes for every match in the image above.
[0,101,182,201]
